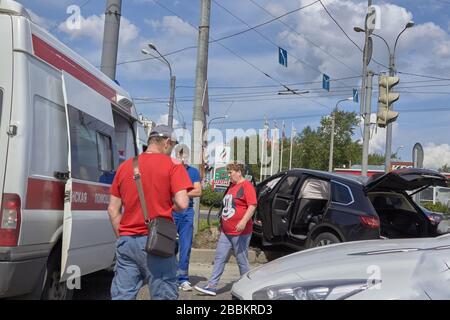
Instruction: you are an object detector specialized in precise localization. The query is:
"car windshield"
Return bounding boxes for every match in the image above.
[368,192,416,213]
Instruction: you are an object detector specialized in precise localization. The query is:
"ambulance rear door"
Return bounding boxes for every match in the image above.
[60,71,116,281]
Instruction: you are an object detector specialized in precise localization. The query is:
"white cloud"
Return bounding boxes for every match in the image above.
[423,143,450,170]
[156,114,180,127]
[57,14,139,46]
[357,113,399,155]
[145,16,196,37]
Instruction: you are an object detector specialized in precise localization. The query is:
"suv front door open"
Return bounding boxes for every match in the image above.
[271,175,300,238]
[60,72,117,281]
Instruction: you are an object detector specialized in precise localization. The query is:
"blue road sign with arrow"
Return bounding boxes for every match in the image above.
[353,89,359,102]
[322,74,330,91]
[279,47,287,67]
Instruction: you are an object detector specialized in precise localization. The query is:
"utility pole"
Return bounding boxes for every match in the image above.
[329,110,336,172]
[362,71,374,176]
[192,0,211,236]
[289,123,295,170]
[169,75,176,128]
[100,0,122,80]
[384,53,395,172]
[361,0,372,176]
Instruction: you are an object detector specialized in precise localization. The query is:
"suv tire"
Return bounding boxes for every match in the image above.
[311,232,341,248]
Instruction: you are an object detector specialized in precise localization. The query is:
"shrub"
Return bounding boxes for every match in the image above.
[200,185,224,208]
[420,202,449,214]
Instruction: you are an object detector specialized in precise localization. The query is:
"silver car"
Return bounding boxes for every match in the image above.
[232,231,450,300]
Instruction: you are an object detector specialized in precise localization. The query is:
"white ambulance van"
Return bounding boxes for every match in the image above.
[0,0,148,299]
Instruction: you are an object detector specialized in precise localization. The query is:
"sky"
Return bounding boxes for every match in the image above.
[15,0,450,169]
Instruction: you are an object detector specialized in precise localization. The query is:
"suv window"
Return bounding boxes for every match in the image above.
[331,181,354,205]
[259,176,282,197]
[369,192,416,213]
[277,176,299,195]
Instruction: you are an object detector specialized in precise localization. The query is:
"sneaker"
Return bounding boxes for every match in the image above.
[194,284,217,296]
[179,281,193,291]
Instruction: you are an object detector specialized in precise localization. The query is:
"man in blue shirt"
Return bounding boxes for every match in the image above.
[173,148,202,291]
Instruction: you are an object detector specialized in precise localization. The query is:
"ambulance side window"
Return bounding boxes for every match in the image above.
[113,112,136,165]
[69,106,114,183]
[31,96,68,178]
[96,132,113,172]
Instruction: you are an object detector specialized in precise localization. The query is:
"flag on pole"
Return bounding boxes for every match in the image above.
[280,121,286,172]
[289,122,296,170]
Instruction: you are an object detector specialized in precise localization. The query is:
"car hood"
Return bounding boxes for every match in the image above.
[364,168,447,193]
[234,235,450,299]
[247,237,447,281]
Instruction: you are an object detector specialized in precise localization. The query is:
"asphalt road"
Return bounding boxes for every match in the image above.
[73,262,249,300]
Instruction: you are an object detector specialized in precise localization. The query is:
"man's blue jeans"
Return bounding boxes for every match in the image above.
[173,207,194,283]
[111,235,178,300]
[208,232,252,288]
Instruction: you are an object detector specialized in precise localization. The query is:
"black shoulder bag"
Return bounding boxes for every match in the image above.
[133,156,177,257]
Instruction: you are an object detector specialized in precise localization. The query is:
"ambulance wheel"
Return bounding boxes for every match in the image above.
[41,245,74,300]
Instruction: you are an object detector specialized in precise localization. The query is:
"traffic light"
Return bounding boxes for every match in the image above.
[377,75,399,127]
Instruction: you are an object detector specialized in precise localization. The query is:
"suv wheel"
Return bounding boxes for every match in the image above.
[311,232,340,248]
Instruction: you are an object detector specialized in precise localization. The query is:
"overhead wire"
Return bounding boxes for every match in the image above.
[247,0,360,75]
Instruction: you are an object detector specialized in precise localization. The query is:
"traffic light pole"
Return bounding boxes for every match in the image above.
[384,53,395,173]
[362,71,374,176]
[360,0,372,177]
[192,0,211,236]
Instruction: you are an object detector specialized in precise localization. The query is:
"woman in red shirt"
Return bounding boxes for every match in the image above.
[194,162,257,296]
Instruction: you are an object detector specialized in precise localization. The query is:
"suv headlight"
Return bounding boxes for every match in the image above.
[252,279,377,300]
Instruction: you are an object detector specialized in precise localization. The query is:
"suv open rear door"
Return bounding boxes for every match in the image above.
[60,72,116,281]
[365,168,448,193]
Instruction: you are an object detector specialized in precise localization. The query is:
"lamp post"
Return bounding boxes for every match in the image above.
[354,21,414,173]
[142,43,176,128]
[393,145,404,161]
[208,115,228,129]
[329,97,353,172]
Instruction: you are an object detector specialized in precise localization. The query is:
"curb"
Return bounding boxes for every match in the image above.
[190,248,268,265]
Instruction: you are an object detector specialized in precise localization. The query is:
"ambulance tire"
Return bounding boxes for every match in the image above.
[41,244,74,300]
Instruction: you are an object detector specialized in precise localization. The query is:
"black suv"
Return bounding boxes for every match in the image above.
[253,168,447,249]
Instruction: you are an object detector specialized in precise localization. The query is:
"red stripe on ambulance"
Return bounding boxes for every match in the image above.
[32,34,116,103]
[25,178,111,211]
[25,178,65,210]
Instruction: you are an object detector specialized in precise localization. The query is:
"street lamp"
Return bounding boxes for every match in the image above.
[393,145,404,161]
[207,115,228,129]
[354,21,414,173]
[141,43,176,129]
[329,97,353,172]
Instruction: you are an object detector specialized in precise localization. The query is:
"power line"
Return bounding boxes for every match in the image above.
[397,71,450,81]
[318,0,389,70]
[117,0,320,67]
[151,0,332,110]
[248,0,360,75]
[213,0,360,93]
[213,0,319,74]
[176,75,361,90]
[48,0,93,33]
[210,0,321,44]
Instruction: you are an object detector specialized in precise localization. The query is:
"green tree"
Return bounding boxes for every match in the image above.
[368,153,385,165]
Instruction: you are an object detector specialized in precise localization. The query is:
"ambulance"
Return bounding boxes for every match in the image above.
[0,0,148,299]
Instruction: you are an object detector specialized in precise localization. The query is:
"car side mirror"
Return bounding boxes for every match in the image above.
[437,220,450,235]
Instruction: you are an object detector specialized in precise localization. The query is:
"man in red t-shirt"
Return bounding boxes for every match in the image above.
[194,162,257,296]
[108,125,192,300]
